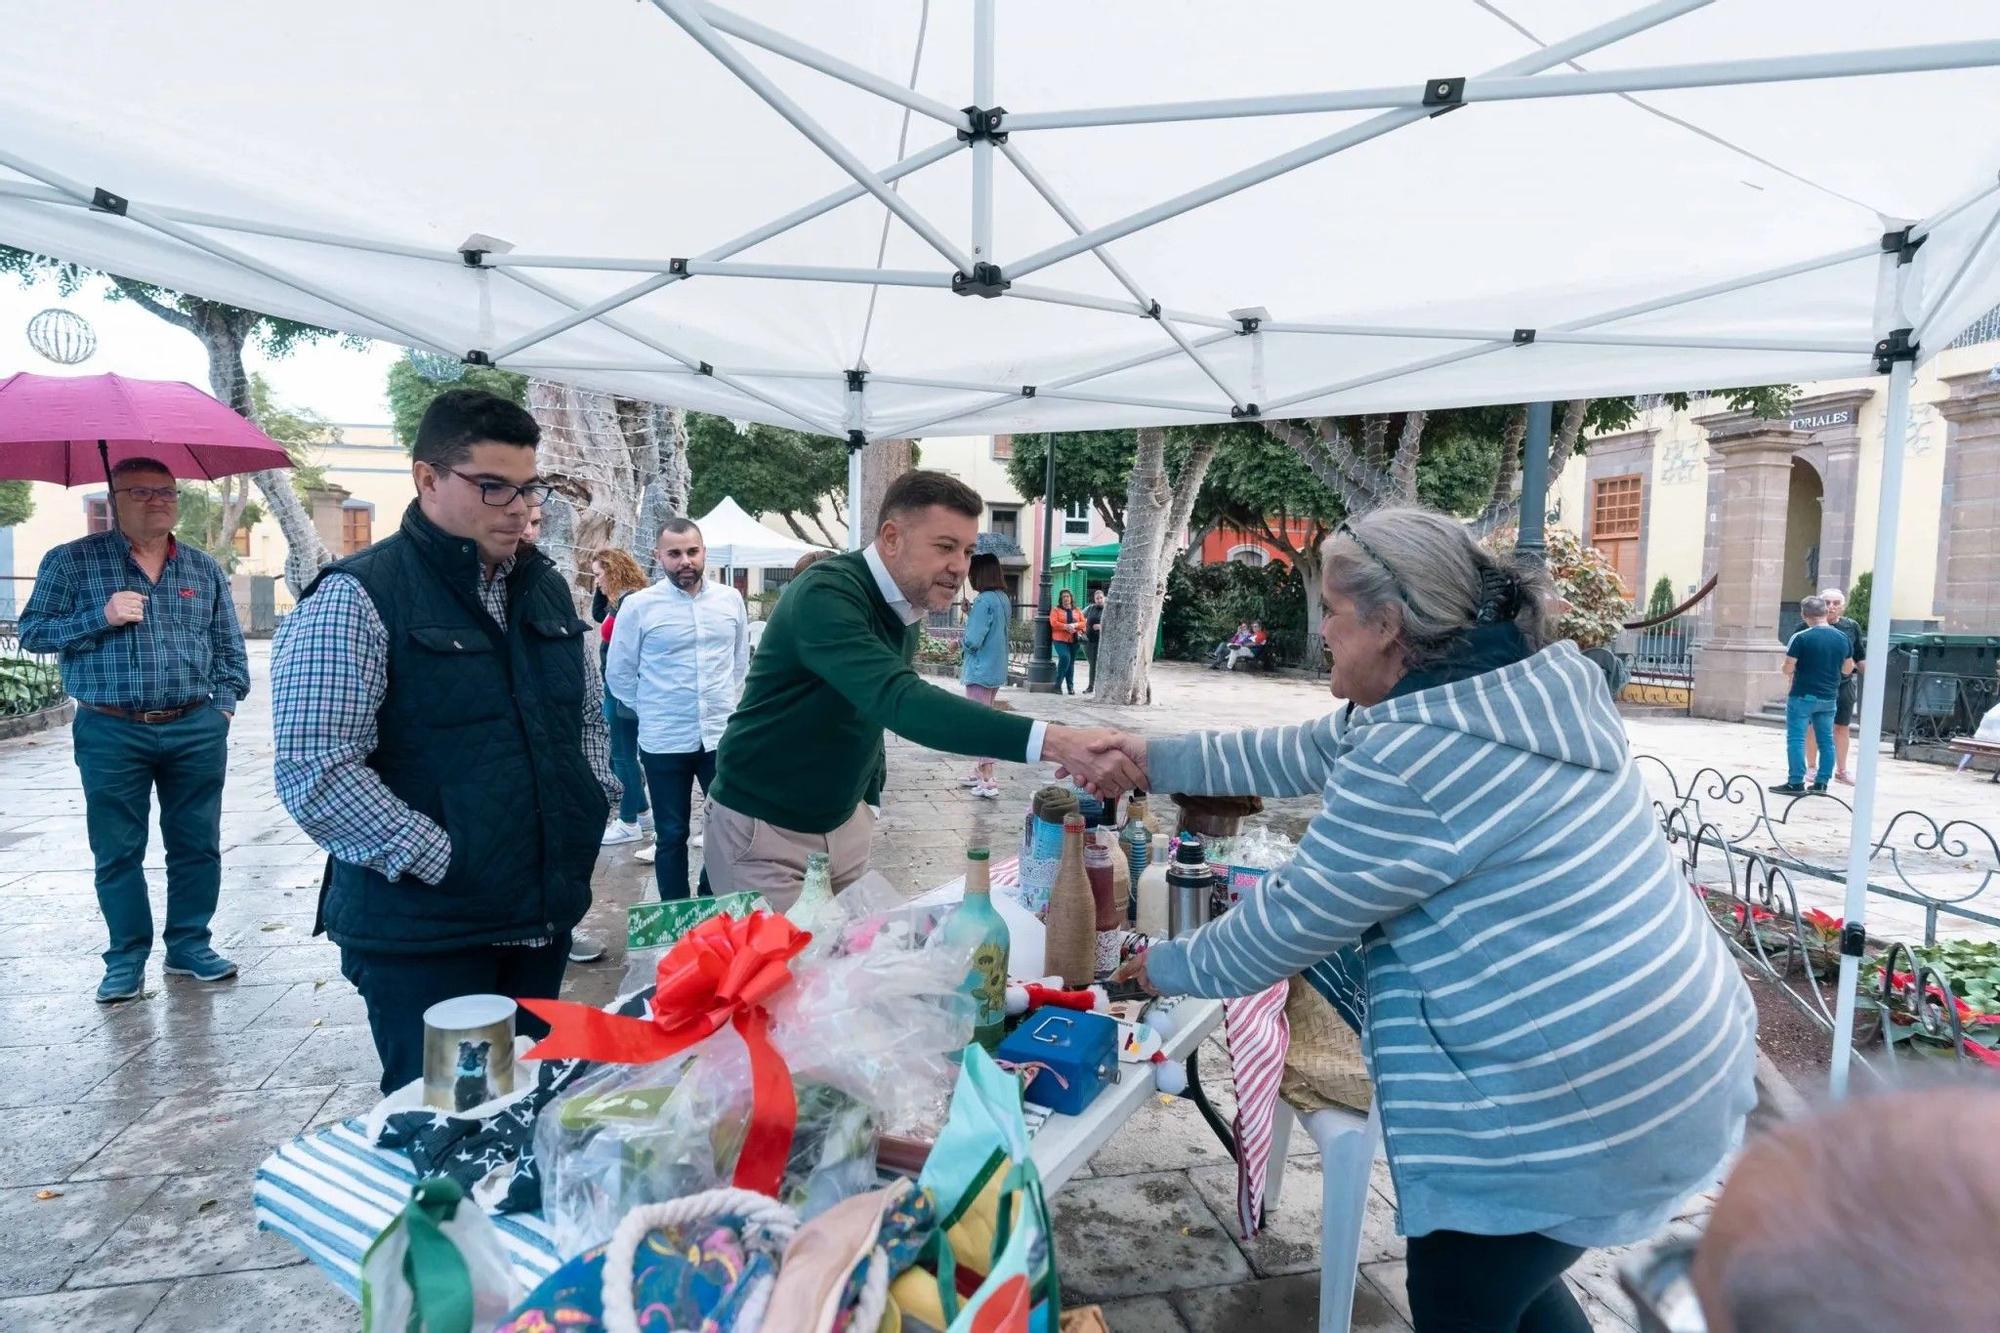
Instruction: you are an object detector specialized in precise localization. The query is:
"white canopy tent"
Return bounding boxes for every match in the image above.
[6,0,2000,1091]
[692,495,828,570]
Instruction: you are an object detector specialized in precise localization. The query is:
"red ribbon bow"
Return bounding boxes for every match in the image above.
[520,910,810,1197]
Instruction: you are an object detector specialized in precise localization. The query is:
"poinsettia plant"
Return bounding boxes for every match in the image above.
[1485,523,1631,650]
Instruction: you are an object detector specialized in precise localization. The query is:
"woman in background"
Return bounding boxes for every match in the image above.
[1050,588,1085,695]
[958,553,1013,799]
[590,548,653,846]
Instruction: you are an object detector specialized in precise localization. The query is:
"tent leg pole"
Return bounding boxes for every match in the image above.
[1026,438,1058,692]
[1829,353,1914,1098]
[971,0,995,263]
[846,444,865,553]
[1517,402,1553,560]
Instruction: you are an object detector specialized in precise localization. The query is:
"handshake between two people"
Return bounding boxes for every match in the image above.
[1040,725,1149,801]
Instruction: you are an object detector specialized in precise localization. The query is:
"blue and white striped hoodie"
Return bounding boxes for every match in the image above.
[1142,640,1756,1245]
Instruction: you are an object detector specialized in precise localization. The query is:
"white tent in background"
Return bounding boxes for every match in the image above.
[6,0,2000,1092]
[692,495,828,571]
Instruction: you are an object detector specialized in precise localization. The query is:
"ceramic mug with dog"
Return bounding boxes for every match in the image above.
[422,994,518,1111]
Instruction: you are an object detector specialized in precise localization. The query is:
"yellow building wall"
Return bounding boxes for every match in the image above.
[1558,338,1997,623]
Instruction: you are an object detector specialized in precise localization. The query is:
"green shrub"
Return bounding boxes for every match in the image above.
[1846,571,1872,632]
[1161,559,1306,664]
[1646,575,1677,621]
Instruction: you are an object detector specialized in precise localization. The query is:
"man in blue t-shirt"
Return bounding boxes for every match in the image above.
[1771,594,1855,795]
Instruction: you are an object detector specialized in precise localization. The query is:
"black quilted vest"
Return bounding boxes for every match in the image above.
[305,501,606,952]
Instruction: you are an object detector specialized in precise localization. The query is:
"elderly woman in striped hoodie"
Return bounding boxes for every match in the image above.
[1109,506,1756,1333]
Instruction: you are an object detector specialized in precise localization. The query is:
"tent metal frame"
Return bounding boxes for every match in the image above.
[2,7,1994,444]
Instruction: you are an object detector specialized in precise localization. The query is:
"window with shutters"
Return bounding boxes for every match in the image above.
[341,504,373,554]
[232,524,252,557]
[1589,474,1643,594]
[85,495,113,534]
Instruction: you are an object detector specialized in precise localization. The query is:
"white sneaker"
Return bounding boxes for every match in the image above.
[602,819,644,847]
[634,842,657,864]
[958,775,984,788]
[690,829,703,848]
[568,933,605,963]
[972,782,1001,799]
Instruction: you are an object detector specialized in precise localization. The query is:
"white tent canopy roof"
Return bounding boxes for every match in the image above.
[4,1,2000,440]
[692,496,827,568]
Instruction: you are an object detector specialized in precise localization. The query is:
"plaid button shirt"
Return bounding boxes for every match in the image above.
[19,530,249,712]
[271,559,617,890]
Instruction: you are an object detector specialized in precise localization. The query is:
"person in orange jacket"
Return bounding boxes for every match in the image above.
[1049,589,1086,695]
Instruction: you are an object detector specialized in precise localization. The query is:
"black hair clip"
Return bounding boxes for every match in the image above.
[1475,565,1520,623]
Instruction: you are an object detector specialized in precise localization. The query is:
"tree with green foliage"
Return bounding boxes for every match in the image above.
[1646,575,1678,622]
[1846,570,1873,632]
[385,358,529,449]
[685,412,849,547]
[0,246,366,593]
[0,481,32,529]
[174,374,341,569]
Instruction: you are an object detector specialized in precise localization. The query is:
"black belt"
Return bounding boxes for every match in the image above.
[80,699,209,724]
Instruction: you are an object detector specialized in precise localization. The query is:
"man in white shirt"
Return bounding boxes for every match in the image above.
[606,518,748,900]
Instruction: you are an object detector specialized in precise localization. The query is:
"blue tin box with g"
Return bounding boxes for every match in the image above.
[995,1009,1119,1115]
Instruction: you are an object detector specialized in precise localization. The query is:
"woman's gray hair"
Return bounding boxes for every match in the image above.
[1320,506,1556,670]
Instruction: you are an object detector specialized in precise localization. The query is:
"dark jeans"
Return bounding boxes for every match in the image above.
[1053,641,1076,693]
[603,695,649,824]
[1085,636,1099,690]
[72,705,229,970]
[339,936,571,1094]
[1405,1230,1590,1333]
[640,746,716,901]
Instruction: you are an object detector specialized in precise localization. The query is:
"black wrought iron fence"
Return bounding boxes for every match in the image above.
[1639,755,2000,1079]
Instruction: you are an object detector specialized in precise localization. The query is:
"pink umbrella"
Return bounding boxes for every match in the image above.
[0,371,293,485]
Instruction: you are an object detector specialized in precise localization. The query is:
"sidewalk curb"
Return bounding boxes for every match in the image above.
[1753,1048,1812,1121]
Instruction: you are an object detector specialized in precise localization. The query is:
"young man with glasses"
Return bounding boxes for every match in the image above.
[21,456,249,1002]
[271,389,620,1093]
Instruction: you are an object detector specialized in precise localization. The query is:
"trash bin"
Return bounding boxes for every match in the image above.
[1887,634,2000,750]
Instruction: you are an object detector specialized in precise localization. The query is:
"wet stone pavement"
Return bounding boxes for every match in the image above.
[14,647,1969,1328]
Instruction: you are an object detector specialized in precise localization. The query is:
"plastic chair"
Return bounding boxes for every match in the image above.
[1266,1101,1380,1333]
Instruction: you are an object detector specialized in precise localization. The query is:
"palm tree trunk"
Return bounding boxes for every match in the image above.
[1390,410,1427,500]
[191,313,332,595]
[1475,405,1532,534]
[1092,427,1171,705]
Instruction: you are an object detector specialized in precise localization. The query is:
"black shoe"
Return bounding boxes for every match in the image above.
[1768,782,1808,796]
[1808,782,1829,794]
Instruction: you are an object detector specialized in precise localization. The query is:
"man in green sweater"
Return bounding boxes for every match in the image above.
[706,470,1139,904]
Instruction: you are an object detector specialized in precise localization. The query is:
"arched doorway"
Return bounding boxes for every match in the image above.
[1778,457,1824,638]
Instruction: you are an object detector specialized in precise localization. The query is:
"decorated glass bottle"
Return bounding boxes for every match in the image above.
[939,847,1010,1051]
[1120,793,1154,921]
[1044,814,1098,987]
[786,851,841,944]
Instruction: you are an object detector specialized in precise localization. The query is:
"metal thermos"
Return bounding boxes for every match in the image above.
[1166,833,1213,940]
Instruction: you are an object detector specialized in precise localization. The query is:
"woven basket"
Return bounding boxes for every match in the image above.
[1279,976,1372,1116]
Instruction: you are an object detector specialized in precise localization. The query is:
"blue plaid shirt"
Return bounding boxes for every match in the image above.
[19,530,249,712]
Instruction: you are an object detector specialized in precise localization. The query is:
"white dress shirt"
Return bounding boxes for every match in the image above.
[606,576,749,755]
[863,543,1046,763]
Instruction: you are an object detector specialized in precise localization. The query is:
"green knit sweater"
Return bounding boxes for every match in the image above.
[711,552,1034,833]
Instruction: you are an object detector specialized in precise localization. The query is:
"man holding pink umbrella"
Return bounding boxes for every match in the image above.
[19,455,248,1002]
[3,370,289,1004]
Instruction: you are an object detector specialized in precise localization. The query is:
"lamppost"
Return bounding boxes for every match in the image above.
[1026,436,1058,691]
[1516,401,1554,563]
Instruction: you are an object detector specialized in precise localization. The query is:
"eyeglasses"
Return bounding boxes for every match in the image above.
[116,485,181,503]
[435,465,554,508]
